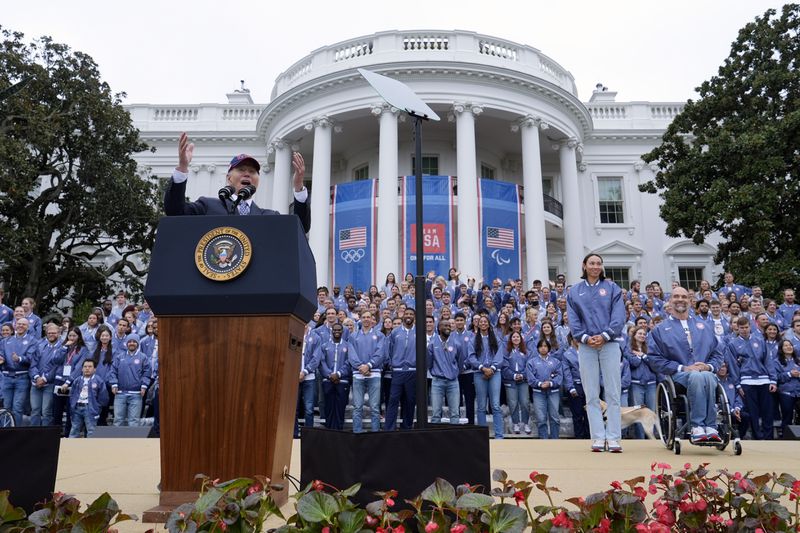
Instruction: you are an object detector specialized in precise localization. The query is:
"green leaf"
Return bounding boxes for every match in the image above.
[420,478,456,507]
[296,491,339,523]
[84,493,119,515]
[486,503,527,533]
[339,483,362,498]
[336,509,366,533]
[776,472,797,488]
[72,509,117,533]
[27,508,52,527]
[0,491,26,525]
[194,487,224,513]
[492,470,508,483]
[455,493,495,510]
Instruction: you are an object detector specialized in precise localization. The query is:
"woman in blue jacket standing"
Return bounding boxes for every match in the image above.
[502,331,531,434]
[775,339,800,436]
[469,315,505,439]
[566,253,626,452]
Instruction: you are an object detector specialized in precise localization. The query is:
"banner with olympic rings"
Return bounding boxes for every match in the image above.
[478,179,522,283]
[332,179,376,292]
[401,176,455,278]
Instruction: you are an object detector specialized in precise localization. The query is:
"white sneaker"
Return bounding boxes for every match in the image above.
[523,424,532,434]
[691,426,707,443]
[705,426,722,442]
[591,440,606,452]
[513,423,520,434]
[607,440,622,453]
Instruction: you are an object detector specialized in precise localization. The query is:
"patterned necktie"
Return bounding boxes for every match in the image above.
[238,202,250,215]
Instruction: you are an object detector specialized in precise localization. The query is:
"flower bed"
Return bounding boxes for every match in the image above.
[1,464,798,532]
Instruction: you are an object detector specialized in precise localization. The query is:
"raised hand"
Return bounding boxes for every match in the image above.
[292,152,306,192]
[177,132,195,173]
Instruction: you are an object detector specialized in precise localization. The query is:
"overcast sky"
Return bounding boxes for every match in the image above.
[3,0,785,104]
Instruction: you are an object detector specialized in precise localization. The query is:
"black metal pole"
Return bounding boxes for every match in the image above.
[413,115,428,429]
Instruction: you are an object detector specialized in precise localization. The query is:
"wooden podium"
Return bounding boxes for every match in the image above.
[143,215,316,520]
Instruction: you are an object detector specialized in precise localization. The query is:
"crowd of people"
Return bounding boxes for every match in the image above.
[0,289,158,437]
[1,267,799,444]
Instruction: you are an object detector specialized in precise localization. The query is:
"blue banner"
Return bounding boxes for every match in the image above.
[332,179,375,292]
[479,179,522,282]
[402,176,454,277]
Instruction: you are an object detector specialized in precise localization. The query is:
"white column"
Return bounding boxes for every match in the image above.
[270,140,291,214]
[373,104,399,283]
[517,116,549,286]
[309,117,333,288]
[453,103,483,281]
[255,162,272,209]
[559,139,583,285]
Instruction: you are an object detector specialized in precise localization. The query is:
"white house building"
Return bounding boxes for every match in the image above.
[128,30,719,290]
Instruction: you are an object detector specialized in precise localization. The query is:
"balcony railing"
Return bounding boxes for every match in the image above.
[272,30,578,99]
[543,193,563,219]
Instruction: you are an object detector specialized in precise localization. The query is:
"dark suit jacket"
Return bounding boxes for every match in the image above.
[163,179,311,233]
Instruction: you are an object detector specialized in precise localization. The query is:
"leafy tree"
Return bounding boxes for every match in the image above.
[0,27,160,314]
[640,4,800,296]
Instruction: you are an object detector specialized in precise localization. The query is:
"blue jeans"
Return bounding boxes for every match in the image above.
[69,405,97,437]
[504,381,530,425]
[30,383,55,426]
[352,376,382,432]
[672,371,718,429]
[474,371,503,438]
[533,389,560,439]
[295,379,316,436]
[430,377,460,424]
[579,342,622,441]
[631,383,657,439]
[113,393,143,426]
[2,375,30,426]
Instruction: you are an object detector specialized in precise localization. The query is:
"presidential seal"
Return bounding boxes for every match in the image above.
[195,227,252,281]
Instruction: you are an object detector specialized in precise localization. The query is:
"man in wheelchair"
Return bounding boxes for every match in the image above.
[645,287,725,444]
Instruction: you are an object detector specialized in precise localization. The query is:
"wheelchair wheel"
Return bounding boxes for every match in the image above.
[734,441,742,455]
[656,381,675,450]
[674,440,681,455]
[0,408,15,428]
[714,382,732,452]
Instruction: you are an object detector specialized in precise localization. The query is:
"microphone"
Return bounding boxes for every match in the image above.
[237,184,256,201]
[218,185,235,202]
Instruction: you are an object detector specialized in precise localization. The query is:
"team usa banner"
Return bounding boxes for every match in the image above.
[331,179,376,291]
[402,176,455,277]
[478,178,522,282]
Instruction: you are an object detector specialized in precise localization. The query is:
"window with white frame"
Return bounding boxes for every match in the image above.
[597,177,625,224]
[353,164,369,181]
[542,176,554,197]
[678,267,705,291]
[411,155,439,176]
[604,266,631,289]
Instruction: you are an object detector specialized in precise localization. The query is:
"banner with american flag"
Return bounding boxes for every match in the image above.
[332,179,376,291]
[478,179,521,282]
[401,176,454,277]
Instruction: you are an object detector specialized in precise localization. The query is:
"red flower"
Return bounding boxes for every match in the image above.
[648,484,658,495]
[733,472,742,481]
[386,497,395,507]
[321,528,330,533]
[655,504,675,526]
[552,511,573,529]
[709,514,723,523]
[529,471,539,481]
[595,517,611,533]
[790,480,800,501]
[365,516,378,527]
[247,483,262,495]
[683,463,691,470]
[425,521,439,532]
[650,462,657,472]
[633,486,647,501]
[657,462,671,470]
[513,491,525,505]
[450,525,467,533]
[610,480,622,490]
[312,480,324,492]
[678,501,695,513]
[218,520,227,531]
[635,524,648,533]
[738,479,754,493]
[694,499,707,512]
[674,478,683,486]
[393,526,406,533]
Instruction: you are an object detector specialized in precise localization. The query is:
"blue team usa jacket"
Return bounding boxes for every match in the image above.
[645,316,724,375]
[566,280,626,343]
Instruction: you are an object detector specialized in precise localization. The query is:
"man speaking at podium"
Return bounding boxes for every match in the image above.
[164,132,311,233]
